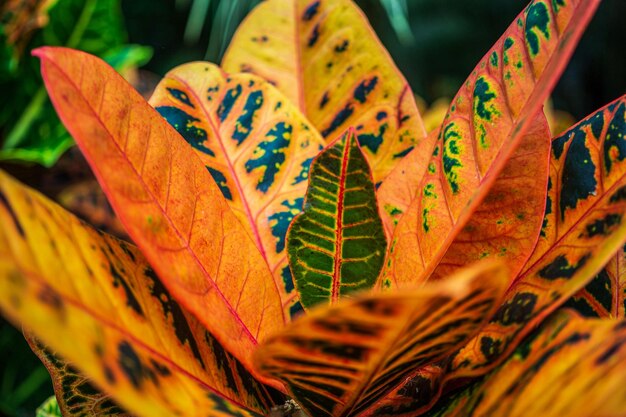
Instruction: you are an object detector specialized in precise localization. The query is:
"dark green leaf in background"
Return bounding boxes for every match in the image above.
[0,0,151,166]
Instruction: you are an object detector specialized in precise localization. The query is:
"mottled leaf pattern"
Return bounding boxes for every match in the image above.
[451,96,626,378]
[0,171,279,417]
[563,245,626,318]
[148,62,325,320]
[382,0,600,285]
[255,261,508,417]
[35,47,285,374]
[287,128,386,309]
[222,0,427,183]
[430,311,626,417]
[26,334,131,417]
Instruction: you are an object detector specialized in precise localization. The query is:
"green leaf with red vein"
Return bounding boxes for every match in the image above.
[222,0,428,183]
[0,170,280,417]
[430,310,626,417]
[287,128,386,309]
[26,334,132,417]
[148,62,325,321]
[380,0,600,286]
[255,261,508,417]
[34,46,285,377]
[450,95,626,378]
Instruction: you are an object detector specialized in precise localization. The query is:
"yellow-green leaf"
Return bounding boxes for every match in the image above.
[450,95,626,378]
[222,0,427,183]
[34,46,285,375]
[0,170,280,417]
[255,261,508,417]
[381,0,600,286]
[287,128,386,309]
[148,62,325,320]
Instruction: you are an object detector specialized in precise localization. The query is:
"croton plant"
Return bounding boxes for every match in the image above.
[1,0,626,416]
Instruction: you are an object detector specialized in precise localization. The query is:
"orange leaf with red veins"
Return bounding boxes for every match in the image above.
[429,112,551,282]
[450,96,626,379]
[564,245,626,318]
[0,171,281,417]
[222,0,428,183]
[255,261,508,417]
[34,46,285,377]
[148,62,325,320]
[380,0,600,285]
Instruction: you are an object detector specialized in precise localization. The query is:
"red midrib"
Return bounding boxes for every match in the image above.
[42,56,262,347]
[332,136,350,303]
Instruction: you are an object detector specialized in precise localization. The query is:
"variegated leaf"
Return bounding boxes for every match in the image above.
[26,334,131,417]
[381,0,600,285]
[0,170,280,417]
[255,261,508,417]
[563,245,626,318]
[287,128,386,309]
[148,62,325,320]
[384,112,551,288]
[450,96,626,378]
[222,0,428,183]
[35,47,285,375]
[429,310,626,417]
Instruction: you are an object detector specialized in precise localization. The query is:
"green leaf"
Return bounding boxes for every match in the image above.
[287,128,387,309]
[0,0,151,166]
[36,396,61,417]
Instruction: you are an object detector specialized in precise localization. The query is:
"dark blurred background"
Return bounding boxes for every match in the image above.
[0,0,624,415]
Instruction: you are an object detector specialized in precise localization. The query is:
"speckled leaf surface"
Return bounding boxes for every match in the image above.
[35,47,285,375]
[428,113,551,282]
[148,62,325,321]
[26,334,131,417]
[381,0,600,285]
[429,311,626,417]
[564,245,626,318]
[450,96,626,378]
[0,171,278,416]
[222,0,427,183]
[255,261,507,417]
[287,128,386,309]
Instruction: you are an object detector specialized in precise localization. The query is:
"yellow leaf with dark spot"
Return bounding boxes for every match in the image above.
[0,171,280,417]
[222,0,428,183]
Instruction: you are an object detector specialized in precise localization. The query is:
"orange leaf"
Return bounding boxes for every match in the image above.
[429,112,551,282]
[450,95,626,378]
[255,261,508,417]
[564,245,626,318]
[431,311,626,417]
[0,171,280,416]
[381,0,600,285]
[148,62,325,320]
[34,46,284,380]
[222,0,427,183]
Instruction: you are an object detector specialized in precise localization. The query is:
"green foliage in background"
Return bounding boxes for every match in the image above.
[0,0,151,166]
